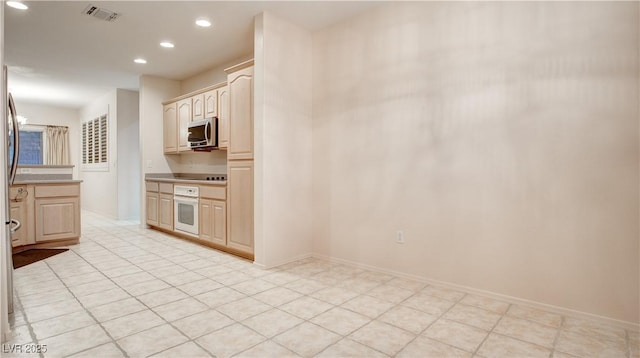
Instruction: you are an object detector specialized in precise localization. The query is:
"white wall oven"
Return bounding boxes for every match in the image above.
[174,185,198,236]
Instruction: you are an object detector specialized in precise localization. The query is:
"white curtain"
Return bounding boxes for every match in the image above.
[45,126,70,165]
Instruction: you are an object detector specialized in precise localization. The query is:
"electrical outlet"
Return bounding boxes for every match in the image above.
[396,230,405,244]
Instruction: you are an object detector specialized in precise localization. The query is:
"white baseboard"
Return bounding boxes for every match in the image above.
[262,252,314,270]
[311,253,640,332]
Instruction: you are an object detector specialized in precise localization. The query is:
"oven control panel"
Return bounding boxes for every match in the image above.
[174,185,199,197]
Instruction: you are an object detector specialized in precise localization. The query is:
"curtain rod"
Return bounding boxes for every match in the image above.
[23,124,69,128]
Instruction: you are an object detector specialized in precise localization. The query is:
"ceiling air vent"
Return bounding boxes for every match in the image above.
[82,5,119,22]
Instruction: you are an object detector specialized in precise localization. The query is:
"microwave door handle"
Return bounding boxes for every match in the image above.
[8,93,19,185]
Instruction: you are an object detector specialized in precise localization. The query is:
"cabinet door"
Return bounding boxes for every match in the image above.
[158,193,174,231]
[217,86,229,150]
[192,94,205,121]
[199,198,213,242]
[146,192,159,227]
[228,66,253,160]
[211,200,226,246]
[227,161,253,254]
[10,201,27,247]
[35,197,80,242]
[204,89,218,118]
[200,199,226,246]
[177,98,192,152]
[163,103,177,154]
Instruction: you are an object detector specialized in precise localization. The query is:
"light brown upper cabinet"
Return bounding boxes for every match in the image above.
[163,82,227,155]
[177,98,192,152]
[204,89,218,119]
[192,94,205,121]
[218,85,229,150]
[163,103,178,154]
[226,62,254,160]
[192,91,215,122]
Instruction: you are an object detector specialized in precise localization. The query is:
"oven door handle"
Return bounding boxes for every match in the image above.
[174,196,199,204]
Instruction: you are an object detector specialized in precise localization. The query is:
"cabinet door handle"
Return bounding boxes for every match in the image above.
[10,219,21,233]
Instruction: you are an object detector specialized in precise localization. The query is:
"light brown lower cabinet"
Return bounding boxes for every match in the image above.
[158,193,174,231]
[146,181,173,231]
[227,160,254,255]
[199,199,226,246]
[145,179,252,260]
[35,197,80,242]
[146,191,159,227]
[10,198,27,247]
[10,182,81,249]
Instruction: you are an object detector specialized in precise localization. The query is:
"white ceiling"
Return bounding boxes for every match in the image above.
[4,1,382,109]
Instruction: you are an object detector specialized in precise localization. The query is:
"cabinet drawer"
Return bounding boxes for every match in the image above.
[199,185,226,200]
[159,183,173,194]
[9,186,27,197]
[35,184,79,198]
[9,186,28,202]
[146,181,159,192]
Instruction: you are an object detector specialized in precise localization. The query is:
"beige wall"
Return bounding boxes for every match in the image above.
[138,76,180,224]
[81,89,141,219]
[254,12,314,267]
[14,101,80,178]
[312,2,639,323]
[79,90,118,218]
[116,89,140,220]
[181,55,253,95]
[139,75,181,175]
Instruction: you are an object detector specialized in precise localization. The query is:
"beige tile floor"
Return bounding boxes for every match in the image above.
[5,211,639,358]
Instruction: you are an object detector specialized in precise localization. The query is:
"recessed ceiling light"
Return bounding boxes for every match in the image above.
[134,58,147,64]
[160,41,175,48]
[195,18,212,28]
[7,1,28,10]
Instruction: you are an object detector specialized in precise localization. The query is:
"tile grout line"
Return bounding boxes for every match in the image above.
[417,292,483,354]
[17,216,634,358]
[42,258,130,358]
[298,270,397,357]
[81,222,308,357]
[470,301,511,357]
[9,293,44,358]
[73,230,221,357]
[626,329,631,358]
[232,268,390,357]
[43,230,210,357]
[549,315,566,358]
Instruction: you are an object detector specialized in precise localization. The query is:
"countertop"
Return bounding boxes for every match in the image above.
[17,165,74,169]
[13,179,83,184]
[146,177,227,186]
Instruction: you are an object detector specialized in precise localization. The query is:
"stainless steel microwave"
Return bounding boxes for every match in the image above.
[188,117,218,149]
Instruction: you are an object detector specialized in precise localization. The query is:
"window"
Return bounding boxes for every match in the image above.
[82,114,108,171]
[8,126,45,165]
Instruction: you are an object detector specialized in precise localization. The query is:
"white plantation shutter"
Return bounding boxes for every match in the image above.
[82,114,108,171]
[100,116,107,163]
